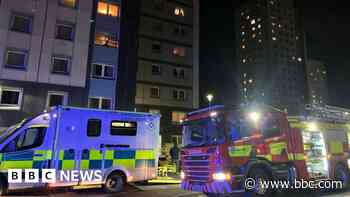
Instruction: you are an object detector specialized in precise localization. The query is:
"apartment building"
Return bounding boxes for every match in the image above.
[88,0,122,110]
[0,0,92,127]
[135,0,199,143]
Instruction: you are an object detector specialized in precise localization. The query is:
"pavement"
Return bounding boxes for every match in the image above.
[4,184,350,197]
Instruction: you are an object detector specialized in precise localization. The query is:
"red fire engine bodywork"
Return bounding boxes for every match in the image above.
[180,106,349,194]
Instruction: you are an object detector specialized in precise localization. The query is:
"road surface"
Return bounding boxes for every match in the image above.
[4,184,350,197]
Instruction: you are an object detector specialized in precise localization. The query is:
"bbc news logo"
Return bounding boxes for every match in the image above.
[8,169,103,183]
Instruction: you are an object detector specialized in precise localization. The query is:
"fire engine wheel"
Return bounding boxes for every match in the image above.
[247,167,272,197]
[104,173,125,193]
[334,164,349,189]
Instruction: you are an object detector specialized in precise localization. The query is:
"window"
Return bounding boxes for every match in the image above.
[10,14,32,33]
[173,26,186,36]
[59,0,77,8]
[153,0,164,10]
[262,115,281,138]
[87,119,101,137]
[55,23,74,41]
[172,111,186,124]
[1,127,46,153]
[172,47,186,57]
[174,7,185,16]
[150,87,160,98]
[5,49,27,69]
[0,87,23,110]
[173,68,185,79]
[98,1,120,17]
[91,63,114,79]
[152,43,161,53]
[52,56,70,74]
[173,89,186,101]
[110,121,137,136]
[153,22,163,32]
[88,97,112,109]
[151,65,161,75]
[46,91,68,108]
[95,32,119,48]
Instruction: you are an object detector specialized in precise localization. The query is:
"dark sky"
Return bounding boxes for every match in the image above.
[200,0,350,108]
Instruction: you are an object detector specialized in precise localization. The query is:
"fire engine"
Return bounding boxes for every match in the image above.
[180,104,350,196]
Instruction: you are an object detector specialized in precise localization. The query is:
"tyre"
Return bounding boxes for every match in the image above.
[334,164,349,190]
[104,173,125,193]
[0,176,8,196]
[246,167,272,197]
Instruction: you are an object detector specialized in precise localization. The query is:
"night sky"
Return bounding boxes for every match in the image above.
[200,0,350,108]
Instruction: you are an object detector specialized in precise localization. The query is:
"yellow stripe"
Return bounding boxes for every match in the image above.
[1,161,33,169]
[90,149,103,160]
[28,124,48,128]
[135,150,155,160]
[228,145,252,157]
[330,141,343,154]
[294,153,304,160]
[269,142,287,155]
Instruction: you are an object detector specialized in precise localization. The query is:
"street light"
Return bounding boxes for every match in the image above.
[206,94,214,107]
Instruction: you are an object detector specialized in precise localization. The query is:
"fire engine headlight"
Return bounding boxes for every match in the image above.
[212,172,231,181]
[180,171,185,179]
[248,112,260,122]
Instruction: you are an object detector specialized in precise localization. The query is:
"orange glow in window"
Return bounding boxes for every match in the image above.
[109,4,120,17]
[98,2,108,15]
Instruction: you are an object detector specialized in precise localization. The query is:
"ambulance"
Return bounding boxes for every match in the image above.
[0,106,160,195]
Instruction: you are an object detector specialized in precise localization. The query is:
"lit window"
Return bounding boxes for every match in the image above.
[298,57,302,62]
[258,24,261,29]
[241,32,245,36]
[173,47,186,57]
[258,39,262,43]
[55,22,74,41]
[59,0,77,8]
[95,32,118,48]
[0,87,23,110]
[172,111,186,124]
[10,14,32,33]
[242,45,246,49]
[252,27,256,31]
[91,63,114,79]
[5,49,27,69]
[272,37,277,41]
[252,34,256,38]
[98,1,120,17]
[249,79,253,83]
[174,7,185,16]
[88,97,112,109]
[52,56,70,74]
[150,87,160,98]
[110,121,137,136]
[242,59,246,63]
[251,19,256,25]
[46,91,68,108]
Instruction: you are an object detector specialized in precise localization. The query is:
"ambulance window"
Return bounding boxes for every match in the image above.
[87,119,101,137]
[16,127,46,151]
[110,121,137,136]
[1,127,47,153]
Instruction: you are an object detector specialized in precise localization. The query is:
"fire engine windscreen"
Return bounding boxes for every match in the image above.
[182,115,225,147]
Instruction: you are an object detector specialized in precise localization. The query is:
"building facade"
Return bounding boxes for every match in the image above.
[306,59,328,105]
[135,0,199,143]
[0,0,92,128]
[236,0,307,114]
[88,0,122,110]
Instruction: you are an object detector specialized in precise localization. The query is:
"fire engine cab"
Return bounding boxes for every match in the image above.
[180,104,350,196]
